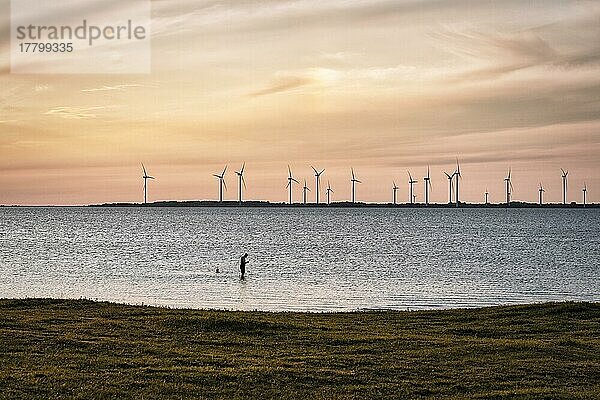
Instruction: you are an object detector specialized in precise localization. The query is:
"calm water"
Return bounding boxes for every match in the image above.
[0,207,598,311]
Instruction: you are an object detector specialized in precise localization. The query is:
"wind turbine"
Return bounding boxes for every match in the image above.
[561,168,568,205]
[484,188,489,205]
[538,183,545,206]
[286,165,299,205]
[326,181,334,205]
[302,179,311,205]
[408,171,417,204]
[235,163,246,204]
[454,159,461,207]
[423,166,432,206]
[141,163,155,205]
[350,168,361,203]
[504,168,513,206]
[311,166,325,204]
[582,183,587,207]
[213,165,227,202]
[444,172,454,204]
[392,181,399,205]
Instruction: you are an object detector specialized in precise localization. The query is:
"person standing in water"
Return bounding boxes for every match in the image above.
[240,253,248,278]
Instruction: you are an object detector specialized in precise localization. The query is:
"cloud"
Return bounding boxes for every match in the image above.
[319,51,363,63]
[80,84,143,92]
[250,64,421,97]
[44,106,106,119]
[249,75,315,97]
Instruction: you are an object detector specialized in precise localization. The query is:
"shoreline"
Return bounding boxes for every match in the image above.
[2,297,598,313]
[1,200,598,208]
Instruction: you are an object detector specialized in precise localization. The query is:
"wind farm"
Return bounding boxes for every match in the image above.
[90,162,595,208]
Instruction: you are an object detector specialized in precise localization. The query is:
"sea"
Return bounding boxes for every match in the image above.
[0,207,598,311]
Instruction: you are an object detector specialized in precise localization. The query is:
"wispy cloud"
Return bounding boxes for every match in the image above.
[81,84,143,92]
[44,106,106,119]
[249,75,315,97]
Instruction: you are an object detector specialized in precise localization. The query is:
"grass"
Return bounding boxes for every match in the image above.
[0,299,598,399]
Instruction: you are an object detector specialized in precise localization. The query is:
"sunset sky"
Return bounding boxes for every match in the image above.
[1,0,599,205]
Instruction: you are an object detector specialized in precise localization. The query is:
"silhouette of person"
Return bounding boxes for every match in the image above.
[240,253,248,278]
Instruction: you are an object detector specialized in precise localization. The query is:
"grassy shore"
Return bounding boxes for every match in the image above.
[0,300,598,399]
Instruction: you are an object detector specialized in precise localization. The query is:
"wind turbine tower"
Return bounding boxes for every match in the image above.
[582,183,587,207]
[235,163,246,204]
[392,181,399,205]
[504,168,513,206]
[311,166,325,204]
[484,189,489,205]
[444,172,454,204]
[326,181,334,205]
[213,165,227,202]
[350,168,361,203]
[286,165,299,204]
[141,163,155,205]
[408,171,417,204]
[539,183,545,206]
[454,159,461,207]
[423,166,432,206]
[561,168,568,205]
[302,179,310,205]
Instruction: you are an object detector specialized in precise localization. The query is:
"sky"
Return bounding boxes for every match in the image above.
[1,0,599,205]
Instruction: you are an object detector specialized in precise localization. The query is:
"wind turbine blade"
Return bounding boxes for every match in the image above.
[351,168,355,180]
[444,172,451,179]
[242,176,247,190]
[286,181,290,188]
[356,180,362,184]
[288,165,292,178]
[241,162,245,174]
[142,163,147,176]
[223,179,227,191]
[292,178,299,184]
[222,165,227,175]
[213,174,220,178]
[320,169,325,175]
[311,166,318,174]
[148,176,155,179]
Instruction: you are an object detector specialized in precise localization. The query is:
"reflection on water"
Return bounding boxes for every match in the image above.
[0,207,598,311]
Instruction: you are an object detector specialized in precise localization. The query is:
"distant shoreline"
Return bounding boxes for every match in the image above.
[1,200,598,208]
